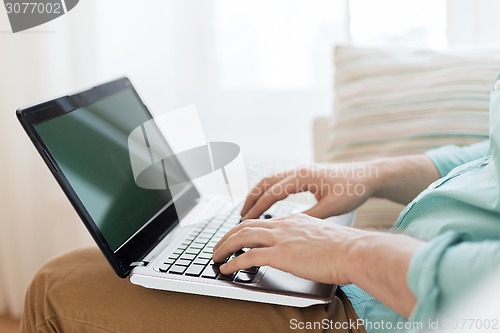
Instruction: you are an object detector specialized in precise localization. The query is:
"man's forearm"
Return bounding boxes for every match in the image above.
[335,155,436,317]
[370,155,440,205]
[343,231,424,318]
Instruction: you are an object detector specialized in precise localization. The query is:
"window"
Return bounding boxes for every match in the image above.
[213,0,348,90]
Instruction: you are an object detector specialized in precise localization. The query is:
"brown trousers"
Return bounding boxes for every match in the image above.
[21,248,365,333]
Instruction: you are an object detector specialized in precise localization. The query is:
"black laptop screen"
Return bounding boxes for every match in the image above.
[35,88,184,251]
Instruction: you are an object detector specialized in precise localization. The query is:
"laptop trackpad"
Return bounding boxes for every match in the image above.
[253,267,335,298]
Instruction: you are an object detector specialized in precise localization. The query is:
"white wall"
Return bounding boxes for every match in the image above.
[88,0,349,179]
[446,0,500,46]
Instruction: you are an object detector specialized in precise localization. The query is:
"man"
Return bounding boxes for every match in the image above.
[22,77,500,333]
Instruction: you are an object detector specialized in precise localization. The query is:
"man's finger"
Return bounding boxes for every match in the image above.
[213,219,274,252]
[240,177,281,217]
[212,227,274,263]
[242,176,306,220]
[240,172,293,217]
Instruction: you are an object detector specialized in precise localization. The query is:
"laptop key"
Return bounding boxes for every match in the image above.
[234,271,255,283]
[158,263,170,272]
[168,265,187,275]
[164,258,175,265]
[217,273,234,281]
[234,249,246,257]
[184,264,205,277]
[241,266,259,274]
[201,265,220,279]
[193,258,210,265]
[214,231,226,238]
[179,254,196,261]
[185,248,201,255]
[175,259,192,267]
[198,252,212,260]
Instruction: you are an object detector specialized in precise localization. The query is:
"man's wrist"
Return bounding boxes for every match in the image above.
[368,154,440,205]
[333,227,371,284]
[368,157,394,199]
[340,230,423,317]
[341,229,372,284]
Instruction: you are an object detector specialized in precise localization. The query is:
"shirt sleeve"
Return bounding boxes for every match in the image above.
[407,231,500,323]
[425,141,490,177]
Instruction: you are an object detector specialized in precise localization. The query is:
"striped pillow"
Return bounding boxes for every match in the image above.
[328,45,500,228]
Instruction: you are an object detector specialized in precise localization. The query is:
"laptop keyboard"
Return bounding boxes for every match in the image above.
[156,201,293,283]
[157,201,257,282]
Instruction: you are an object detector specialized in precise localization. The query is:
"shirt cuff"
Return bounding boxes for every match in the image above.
[406,231,467,323]
[425,141,490,177]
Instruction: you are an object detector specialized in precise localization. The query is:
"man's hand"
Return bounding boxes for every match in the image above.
[213,212,423,318]
[240,155,441,220]
[241,163,379,220]
[222,154,438,317]
[212,213,362,284]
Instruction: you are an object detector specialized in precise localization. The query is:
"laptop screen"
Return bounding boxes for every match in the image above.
[34,87,187,251]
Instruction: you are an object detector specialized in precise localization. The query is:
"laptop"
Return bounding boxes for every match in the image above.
[17,77,352,307]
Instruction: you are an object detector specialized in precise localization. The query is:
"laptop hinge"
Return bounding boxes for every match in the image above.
[130,261,149,268]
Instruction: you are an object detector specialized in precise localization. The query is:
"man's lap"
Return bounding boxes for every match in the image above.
[21,247,363,333]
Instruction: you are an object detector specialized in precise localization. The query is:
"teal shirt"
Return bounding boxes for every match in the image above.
[341,77,500,332]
